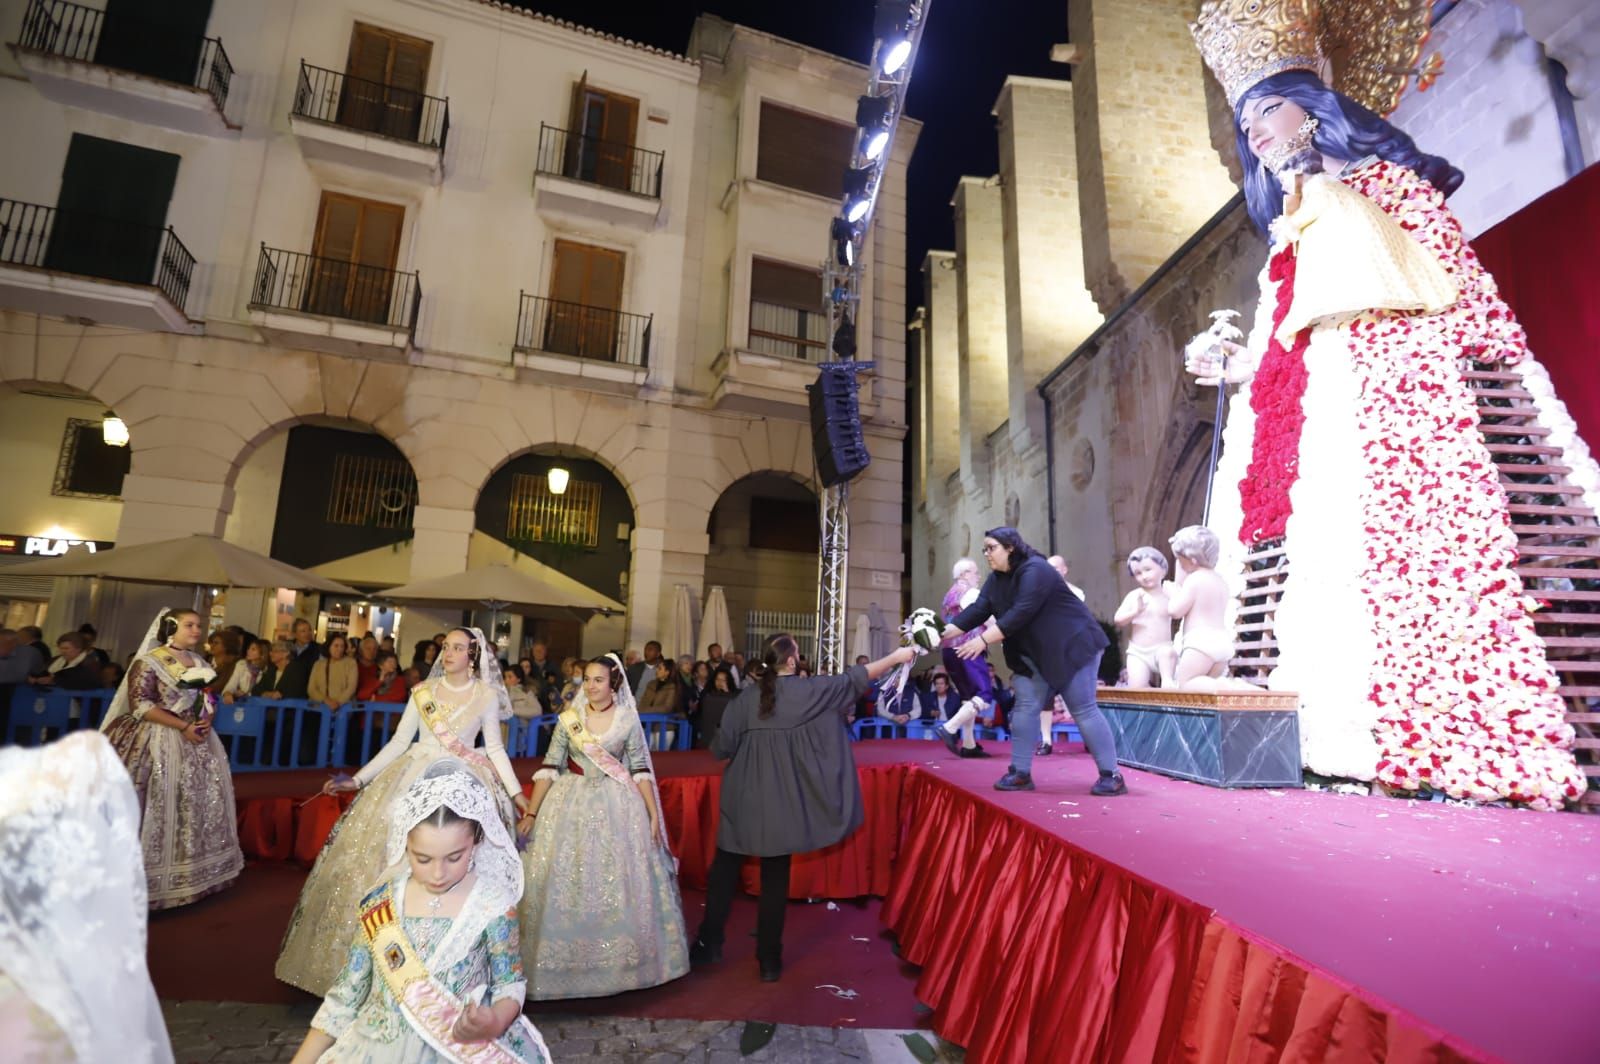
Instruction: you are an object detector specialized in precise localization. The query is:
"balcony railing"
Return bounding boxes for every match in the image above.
[535,123,663,199]
[16,0,234,117]
[748,299,828,361]
[293,60,449,152]
[515,293,650,367]
[250,245,420,338]
[0,197,195,312]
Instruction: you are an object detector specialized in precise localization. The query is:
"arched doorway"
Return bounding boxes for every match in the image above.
[223,418,418,643]
[474,450,635,661]
[703,472,819,660]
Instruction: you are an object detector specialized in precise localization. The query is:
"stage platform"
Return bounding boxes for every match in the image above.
[208,741,1596,1062]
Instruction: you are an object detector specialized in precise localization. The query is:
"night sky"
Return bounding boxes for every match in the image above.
[512,1,1073,308]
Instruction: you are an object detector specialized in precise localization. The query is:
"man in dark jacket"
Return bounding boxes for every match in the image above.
[945,526,1126,796]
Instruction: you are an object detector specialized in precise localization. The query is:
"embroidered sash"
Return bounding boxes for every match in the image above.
[148,646,208,721]
[556,708,634,787]
[412,682,494,774]
[357,882,528,1064]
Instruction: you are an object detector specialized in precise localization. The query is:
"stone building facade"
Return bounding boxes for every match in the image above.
[0,0,917,658]
[913,0,1599,634]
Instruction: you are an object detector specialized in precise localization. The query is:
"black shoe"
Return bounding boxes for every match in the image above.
[759,958,782,982]
[689,939,723,965]
[994,769,1035,792]
[959,744,992,758]
[939,725,961,755]
[1091,771,1127,797]
[1035,742,1053,757]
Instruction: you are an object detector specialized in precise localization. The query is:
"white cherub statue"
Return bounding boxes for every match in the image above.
[1166,525,1243,691]
[1112,546,1176,688]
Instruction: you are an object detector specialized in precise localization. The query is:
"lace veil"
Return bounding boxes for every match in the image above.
[426,626,513,721]
[98,607,176,732]
[0,733,174,1063]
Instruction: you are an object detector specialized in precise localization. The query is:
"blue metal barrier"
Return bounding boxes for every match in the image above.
[507,714,560,758]
[4,686,121,746]
[330,702,410,767]
[976,725,1010,742]
[852,717,904,740]
[638,713,691,752]
[211,698,332,772]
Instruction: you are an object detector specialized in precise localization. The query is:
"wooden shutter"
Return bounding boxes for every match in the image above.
[751,259,821,311]
[309,193,403,322]
[547,241,625,359]
[46,134,179,286]
[563,73,588,178]
[341,23,431,139]
[593,91,639,191]
[755,102,856,199]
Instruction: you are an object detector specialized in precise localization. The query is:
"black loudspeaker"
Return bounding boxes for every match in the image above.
[808,364,870,487]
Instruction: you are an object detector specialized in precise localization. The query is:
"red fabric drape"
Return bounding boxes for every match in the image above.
[1177,921,1485,1064]
[882,770,1494,1064]
[881,770,1211,1064]
[1472,161,1600,452]
[234,761,907,900]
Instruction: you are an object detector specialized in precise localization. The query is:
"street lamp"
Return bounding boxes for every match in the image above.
[547,466,570,495]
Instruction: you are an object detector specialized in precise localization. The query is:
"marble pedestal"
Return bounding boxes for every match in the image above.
[1098,688,1302,788]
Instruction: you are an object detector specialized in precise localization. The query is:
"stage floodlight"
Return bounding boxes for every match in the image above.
[856,94,893,161]
[831,217,856,267]
[874,1,914,74]
[832,315,858,359]
[842,165,875,224]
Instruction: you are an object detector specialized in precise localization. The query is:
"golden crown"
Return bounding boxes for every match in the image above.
[1191,0,1440,117]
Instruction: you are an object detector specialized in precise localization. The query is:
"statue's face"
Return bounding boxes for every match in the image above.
[1239,93,1308,159]
[1130,558,1165,591]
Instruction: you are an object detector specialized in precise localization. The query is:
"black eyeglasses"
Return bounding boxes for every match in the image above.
[981,543,1002,553]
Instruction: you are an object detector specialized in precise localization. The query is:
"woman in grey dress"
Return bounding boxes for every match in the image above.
[689,634,916,982]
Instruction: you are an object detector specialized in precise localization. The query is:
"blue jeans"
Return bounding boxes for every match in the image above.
[1008,652,1118,776]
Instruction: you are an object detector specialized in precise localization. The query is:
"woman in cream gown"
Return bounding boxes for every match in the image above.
[277,627,530,996]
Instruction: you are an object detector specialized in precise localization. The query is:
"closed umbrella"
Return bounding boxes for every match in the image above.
[668,583,697,662]
[851,612,873,663]
[867,601,894,659]
[702,586,733,659]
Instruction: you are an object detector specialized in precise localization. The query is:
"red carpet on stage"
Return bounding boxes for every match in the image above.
[205,741,1599,1062]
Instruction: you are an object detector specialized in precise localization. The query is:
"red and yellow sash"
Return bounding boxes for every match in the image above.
[412,682,494,774]
[358,881,527,1064]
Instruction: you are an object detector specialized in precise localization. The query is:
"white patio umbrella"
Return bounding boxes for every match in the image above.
[377,562,624,635]
[5,534,362,605]
[701,586,733,659]
[867,601,894,659]
[668,583,698,662]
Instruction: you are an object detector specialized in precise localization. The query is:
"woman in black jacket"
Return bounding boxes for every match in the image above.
[945,526,1126,796]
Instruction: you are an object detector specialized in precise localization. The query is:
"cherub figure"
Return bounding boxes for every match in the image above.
[1166,526,1235,691]
[1112,546,1176,688]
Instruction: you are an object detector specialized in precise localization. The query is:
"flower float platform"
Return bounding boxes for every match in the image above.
[1097,687,1303,788]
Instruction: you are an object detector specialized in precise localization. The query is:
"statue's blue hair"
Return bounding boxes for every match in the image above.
[1235,71,1463,235]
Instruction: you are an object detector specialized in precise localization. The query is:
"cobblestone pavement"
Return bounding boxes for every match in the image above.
[161,1002,965,1063]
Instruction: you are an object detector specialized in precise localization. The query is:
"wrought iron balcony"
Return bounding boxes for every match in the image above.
[292,60,449,151]
[515,293,651,367]
[15,0,234,117]
[250,245,420,337]
[534,123,663,199]
[0,197,195,312]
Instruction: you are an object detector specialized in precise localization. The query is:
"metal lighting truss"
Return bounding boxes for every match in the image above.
[814,1,931,674]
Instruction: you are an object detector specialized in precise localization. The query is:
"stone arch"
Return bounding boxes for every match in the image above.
[704,470,822,658]
[1142,419,1214,553]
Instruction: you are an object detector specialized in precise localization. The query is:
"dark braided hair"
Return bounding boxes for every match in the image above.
[157,608,201,644]
[758,634,799,719]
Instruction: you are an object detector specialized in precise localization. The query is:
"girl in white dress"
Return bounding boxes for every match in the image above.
[277,627,530,996]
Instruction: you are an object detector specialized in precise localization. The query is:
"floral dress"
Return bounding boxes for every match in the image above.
[518,707,689,999]
[277,681,522,995]
[312,903,545,1063]
[101,648,244,909]
[1209,160,1584,808]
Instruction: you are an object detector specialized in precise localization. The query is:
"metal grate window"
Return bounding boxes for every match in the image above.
[326,453,417,528]
[745,610,816,663]
[508,474,600,548]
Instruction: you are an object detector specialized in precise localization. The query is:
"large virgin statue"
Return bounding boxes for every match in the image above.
[1186,0,1586,809]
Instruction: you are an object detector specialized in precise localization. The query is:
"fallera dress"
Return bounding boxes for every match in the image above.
[276,678,522,995]
[517,704,689,999]
[100,644,244,910]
